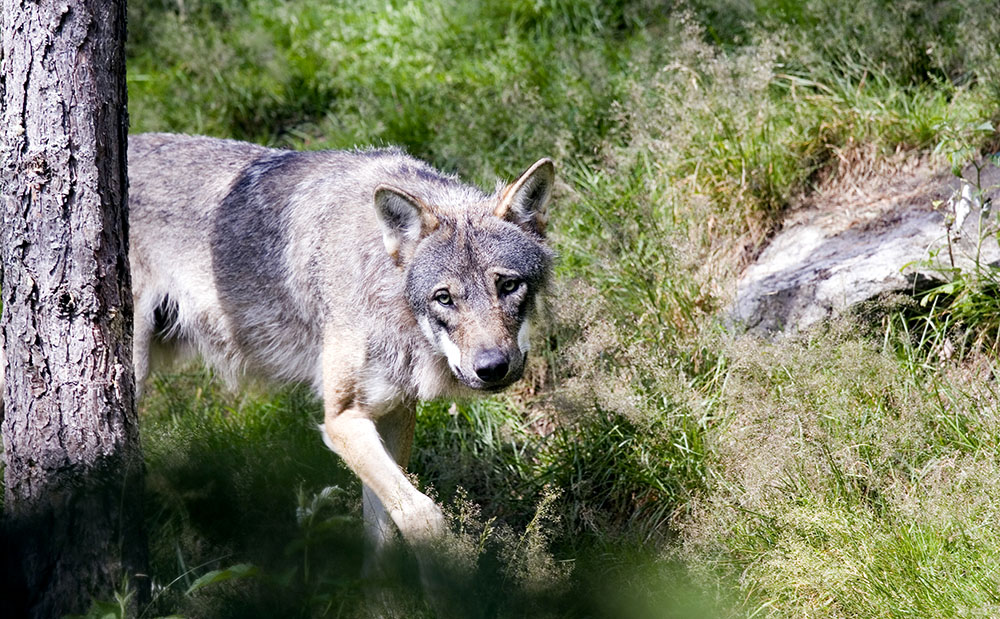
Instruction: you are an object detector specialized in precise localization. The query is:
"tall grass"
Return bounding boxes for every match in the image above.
[119,0,1000,616]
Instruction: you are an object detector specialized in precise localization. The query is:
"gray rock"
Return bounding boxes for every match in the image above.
[731,161,1000,334]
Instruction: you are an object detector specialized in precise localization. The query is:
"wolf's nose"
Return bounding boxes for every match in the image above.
[474,350,509,383]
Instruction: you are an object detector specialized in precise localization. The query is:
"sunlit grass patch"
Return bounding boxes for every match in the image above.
[736,500,1000,618]
[126,0,639,179]
[683,327,1000,617]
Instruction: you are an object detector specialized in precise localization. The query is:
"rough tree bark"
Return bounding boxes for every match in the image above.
[0,0,147,616]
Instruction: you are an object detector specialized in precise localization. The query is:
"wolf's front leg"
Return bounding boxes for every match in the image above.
[323,408,445,546]
[319,334,472,617]
[323,407,474,618]
[360,404,418,577]
[319,334,446,562]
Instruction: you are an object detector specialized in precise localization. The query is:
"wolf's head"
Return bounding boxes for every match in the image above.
[373,159,555,391]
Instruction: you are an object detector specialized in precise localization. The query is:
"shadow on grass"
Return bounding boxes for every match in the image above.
[137,368,729,617]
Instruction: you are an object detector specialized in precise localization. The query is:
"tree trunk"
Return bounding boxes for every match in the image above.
[0,0,147,616]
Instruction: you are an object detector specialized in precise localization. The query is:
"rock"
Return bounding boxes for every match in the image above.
[731,160,1000,334]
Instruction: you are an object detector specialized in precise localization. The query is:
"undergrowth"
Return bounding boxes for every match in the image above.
[113,0,1000,616]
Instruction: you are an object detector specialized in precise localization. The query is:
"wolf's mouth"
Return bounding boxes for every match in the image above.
[449,351,527,392]
[451,367,514,391]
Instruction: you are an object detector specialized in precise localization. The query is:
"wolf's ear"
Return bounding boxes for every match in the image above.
[374,185,438,264]
[495,158,555,235]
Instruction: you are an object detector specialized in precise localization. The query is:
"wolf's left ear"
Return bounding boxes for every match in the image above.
[495,158,555,235]
[374,185,438,264]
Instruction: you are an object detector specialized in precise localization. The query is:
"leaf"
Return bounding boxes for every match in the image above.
[185,563,259,596]
[940,282,958,295]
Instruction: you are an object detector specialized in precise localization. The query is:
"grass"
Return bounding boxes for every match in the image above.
[682,326,1000,617]
[108,0,1000,616]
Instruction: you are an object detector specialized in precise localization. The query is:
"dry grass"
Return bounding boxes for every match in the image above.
[678,324,1000,617]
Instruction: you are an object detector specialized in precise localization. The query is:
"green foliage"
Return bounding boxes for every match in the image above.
[123,0,1000,616]
[138,371,369,617]
[127,0,639,179]
[891,153,1000,359]
[67,588,135,619]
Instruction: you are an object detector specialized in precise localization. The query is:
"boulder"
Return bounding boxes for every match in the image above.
[731,160,1000,334]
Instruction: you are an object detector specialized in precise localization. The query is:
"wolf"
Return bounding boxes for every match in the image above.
[126,133,555,581]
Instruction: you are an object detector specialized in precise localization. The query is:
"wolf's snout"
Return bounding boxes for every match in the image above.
[473,349,510,383]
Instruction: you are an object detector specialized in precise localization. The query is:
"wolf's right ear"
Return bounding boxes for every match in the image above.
[374,185,438,264]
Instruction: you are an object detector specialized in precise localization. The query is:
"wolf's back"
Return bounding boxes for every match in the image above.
[125,133,465,387]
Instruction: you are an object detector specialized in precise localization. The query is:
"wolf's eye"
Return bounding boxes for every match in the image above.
[434,290,453,306]
[497,277,523,296]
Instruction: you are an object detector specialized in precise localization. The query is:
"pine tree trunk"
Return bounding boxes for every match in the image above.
[0,0,148,616]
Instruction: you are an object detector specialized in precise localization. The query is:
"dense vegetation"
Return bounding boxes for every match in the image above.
[91,0,1000,615]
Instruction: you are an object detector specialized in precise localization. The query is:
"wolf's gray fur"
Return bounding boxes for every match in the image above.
[127,133,555,583]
